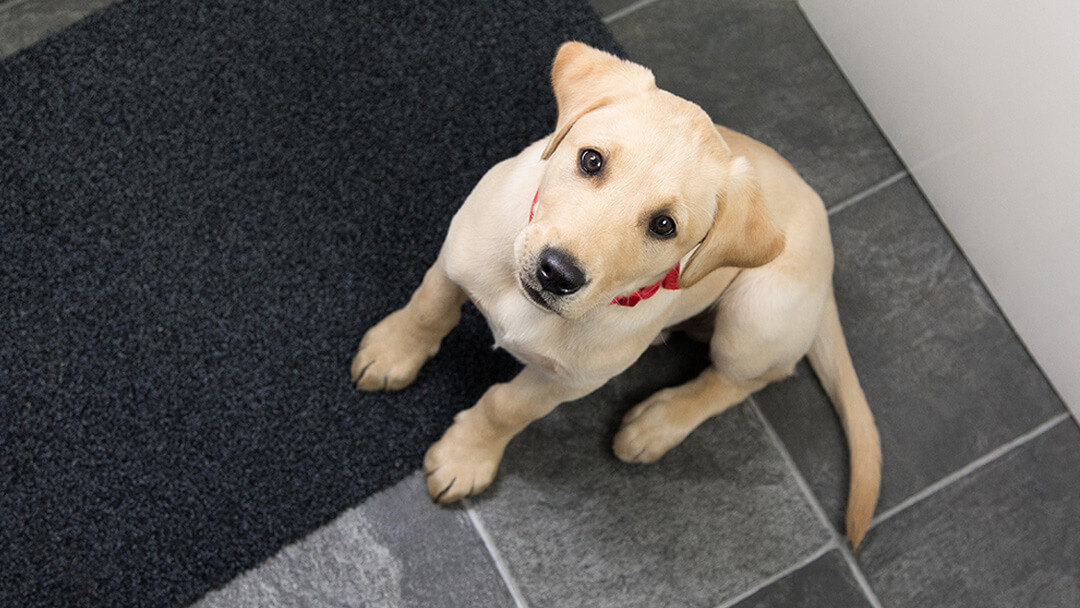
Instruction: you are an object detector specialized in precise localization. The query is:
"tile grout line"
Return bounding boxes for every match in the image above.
[834,541,885,608]
[827,170,908,217]
[714,540,836,608]
[602,0,664,24]
[748,397,842,540]
[870,412,1071,528]
[748,397,885,608]
[463,498,531,608]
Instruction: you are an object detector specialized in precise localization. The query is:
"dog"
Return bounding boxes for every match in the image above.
[351,42,881,548]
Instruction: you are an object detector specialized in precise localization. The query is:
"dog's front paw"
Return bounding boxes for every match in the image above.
[613,389,693,463]
[351,309,439,391]
[423,412,505,503]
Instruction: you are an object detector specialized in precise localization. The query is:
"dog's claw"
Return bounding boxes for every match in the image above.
[352,359,375,386]
[433,477,457,503]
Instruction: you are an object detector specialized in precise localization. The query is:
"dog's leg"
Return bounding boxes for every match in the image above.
[613,367,772,463]
[425,365,601,503]
[351,254,468,391]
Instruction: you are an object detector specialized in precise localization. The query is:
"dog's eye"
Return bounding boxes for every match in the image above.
[579,149,603,175]
[649,214,677,238]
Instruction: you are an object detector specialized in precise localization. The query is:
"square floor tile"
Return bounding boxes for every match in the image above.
[606,0,904,206]
[732,550,873,608]
[755,178,1066,536]
[859,419,1080,607]
[193,472,515,608]
[469,341,831,608]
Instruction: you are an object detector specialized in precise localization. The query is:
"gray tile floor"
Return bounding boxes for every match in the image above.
[7,1,1077,606]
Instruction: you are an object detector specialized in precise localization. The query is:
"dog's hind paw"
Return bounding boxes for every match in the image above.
[351,309,439,391]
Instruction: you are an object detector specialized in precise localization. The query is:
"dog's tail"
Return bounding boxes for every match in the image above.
[806,290,881,550]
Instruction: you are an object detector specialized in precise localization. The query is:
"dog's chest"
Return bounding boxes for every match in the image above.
[468,285,661,385]
[472,288,563,370]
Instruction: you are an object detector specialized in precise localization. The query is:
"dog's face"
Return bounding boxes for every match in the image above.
[515,94,727,317]
[515,43,784,319]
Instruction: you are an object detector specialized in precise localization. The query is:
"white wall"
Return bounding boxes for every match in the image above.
[799,0,1079,417]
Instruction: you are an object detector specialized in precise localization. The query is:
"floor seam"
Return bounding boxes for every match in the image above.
[827,170,908,217]
[748,397,885,608]
[749,397,839,537]
[601,0,663,24]
[463,498,531,608]
[713,540,836,608]
[836,542,885,608]
[870,412,1071,528]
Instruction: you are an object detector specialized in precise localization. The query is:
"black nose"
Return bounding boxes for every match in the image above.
[536,247,586,296]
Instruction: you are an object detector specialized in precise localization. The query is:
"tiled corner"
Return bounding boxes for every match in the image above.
[0,0,119,60]
[755,178,1067,533]
[605,0,904,206]
[467,340,831,608]
[860,419,1080,607]
[193,471,515,608]
[731,550,873,608]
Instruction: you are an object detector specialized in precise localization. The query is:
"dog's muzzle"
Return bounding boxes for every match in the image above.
[519,247,587,313]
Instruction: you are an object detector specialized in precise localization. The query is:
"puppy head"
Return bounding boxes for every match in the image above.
[515,42,784,319]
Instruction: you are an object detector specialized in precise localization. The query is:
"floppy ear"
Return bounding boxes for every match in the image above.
[541,42,656,160]
[679,157,786,288]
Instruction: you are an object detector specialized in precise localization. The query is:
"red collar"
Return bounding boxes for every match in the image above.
[529,188,680,307]
[611,264,680,307]
[528,188,539,222]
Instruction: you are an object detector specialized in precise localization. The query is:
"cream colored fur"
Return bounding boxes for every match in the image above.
[351,42,881,548]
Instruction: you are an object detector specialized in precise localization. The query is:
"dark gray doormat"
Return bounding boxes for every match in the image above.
[0,1,619,605]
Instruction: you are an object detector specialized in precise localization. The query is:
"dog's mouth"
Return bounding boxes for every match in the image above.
[519,278,558,313]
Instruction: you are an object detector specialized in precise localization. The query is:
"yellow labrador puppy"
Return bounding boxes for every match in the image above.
[352,42,881,548]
